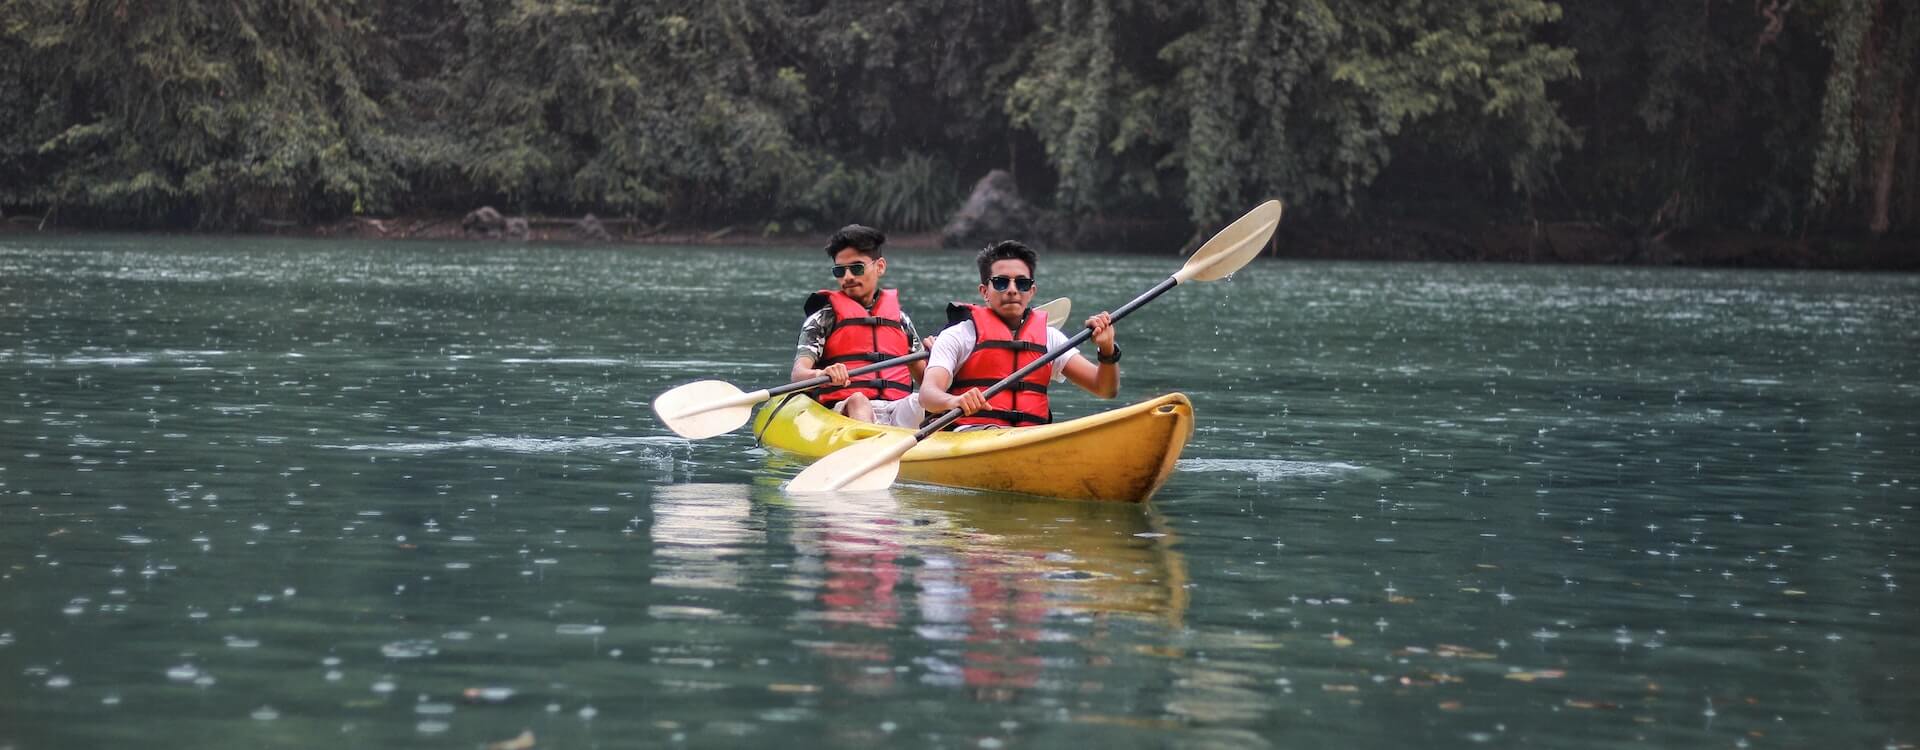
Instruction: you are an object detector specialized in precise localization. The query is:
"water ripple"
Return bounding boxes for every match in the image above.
[324,435,684,454]
[1178,458,1369,481]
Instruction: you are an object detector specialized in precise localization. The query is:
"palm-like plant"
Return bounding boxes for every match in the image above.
[850,153,961,232]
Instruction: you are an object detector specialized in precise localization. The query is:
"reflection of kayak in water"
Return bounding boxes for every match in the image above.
[893,487,1190,630]
[752,393,1196,502]
[659,482,1189,628]
[652,481,1189,699]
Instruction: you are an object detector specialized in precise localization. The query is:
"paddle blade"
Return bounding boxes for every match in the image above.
[1035,297,1071,328]
[652,380,760,439]
[1174,200,1284,283]
[786,433,915,493]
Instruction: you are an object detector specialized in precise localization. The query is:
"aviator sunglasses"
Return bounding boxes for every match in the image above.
[988,275,1035,292]
[830,262,869,278]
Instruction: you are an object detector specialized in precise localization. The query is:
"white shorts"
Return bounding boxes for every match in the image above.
[831,392,925,428]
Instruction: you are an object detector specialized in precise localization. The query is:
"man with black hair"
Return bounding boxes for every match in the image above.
[790,224,930,426]
[920,240,1119,430]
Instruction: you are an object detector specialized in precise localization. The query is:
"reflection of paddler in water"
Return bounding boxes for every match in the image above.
[776,483,1188,701]
[917,489,1189,629]
[904,489,1188,702]
[779,485,910,695]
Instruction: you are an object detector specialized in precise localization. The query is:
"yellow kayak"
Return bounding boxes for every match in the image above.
[752,393,1195,502]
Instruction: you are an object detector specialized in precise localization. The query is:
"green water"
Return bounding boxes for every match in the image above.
[2,235,1916,749]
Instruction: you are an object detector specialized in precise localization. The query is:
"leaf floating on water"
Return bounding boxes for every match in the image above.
[1133,645,1186,659]
[1437,700,1463,711]
[1072,714,1183,730]
[1397,672,1461,687]
[1321,684,1359,693]
[1504,669,1567,682]
[767,683,819,694]
[1565,699,1619,710]
[1387,595,1416,604]
[1434,644,1496,660]
[463,686,515,704]
[485,730,535,750]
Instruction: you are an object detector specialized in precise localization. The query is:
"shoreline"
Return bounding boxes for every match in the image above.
[5,213,1914,271]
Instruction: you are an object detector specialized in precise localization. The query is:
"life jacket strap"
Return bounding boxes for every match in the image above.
[960,409,1050,427]
[818,352,891,367]
[975,339,1047,354]
[952,378,1047,394]
[827,316,905,334]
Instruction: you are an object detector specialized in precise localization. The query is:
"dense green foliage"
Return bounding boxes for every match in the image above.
[2,1,401,226]
[1,0,1913,236]
[1550,0,1916,237]
[1007,0,1578,229]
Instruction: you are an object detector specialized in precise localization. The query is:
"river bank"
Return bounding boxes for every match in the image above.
[5,212,1913,270]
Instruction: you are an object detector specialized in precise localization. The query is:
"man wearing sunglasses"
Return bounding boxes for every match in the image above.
[920,241,1119,430]
[791,224,931,426]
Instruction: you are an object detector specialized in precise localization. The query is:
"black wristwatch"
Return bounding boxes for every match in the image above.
[1097,344,1122,364]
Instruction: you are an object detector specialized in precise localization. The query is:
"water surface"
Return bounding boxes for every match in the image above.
[2,235,1916,748]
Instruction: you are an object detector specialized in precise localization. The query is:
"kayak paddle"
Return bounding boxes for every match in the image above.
[786,200,1283,494]
[653,297,1072,439]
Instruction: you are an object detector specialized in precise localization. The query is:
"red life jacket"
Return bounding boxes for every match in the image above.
[807,288,913,405]
[947,303,1051,428]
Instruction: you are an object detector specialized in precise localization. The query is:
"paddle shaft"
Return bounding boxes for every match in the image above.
[915,276,1178,438]
[768,350,930,398]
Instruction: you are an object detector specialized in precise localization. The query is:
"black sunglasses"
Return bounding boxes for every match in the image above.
[988,275,1035,292]
[830,262,869,278]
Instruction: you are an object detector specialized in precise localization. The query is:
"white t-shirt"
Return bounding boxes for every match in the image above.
[926,320,1083,385]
